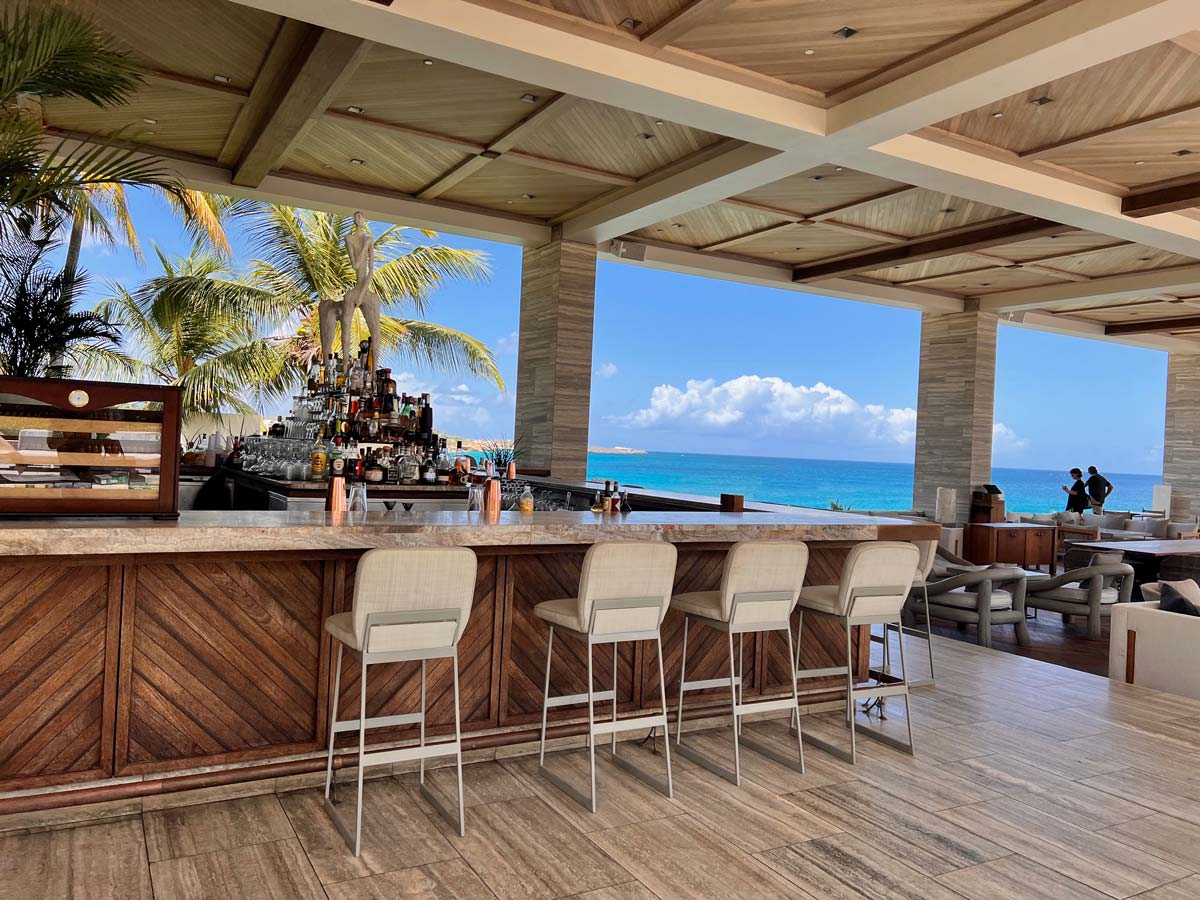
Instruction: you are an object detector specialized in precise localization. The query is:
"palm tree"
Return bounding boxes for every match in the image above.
[1,4,182,235]
[148,204,503,388]
[94,247,291,416]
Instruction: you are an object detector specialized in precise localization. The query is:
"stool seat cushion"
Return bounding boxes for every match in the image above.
[932,587,1013,611]
[534,597,583,631]
[1035,582,1120,604]
[670,590,723,620]
[325,612,360,649]
[796,584,841,615]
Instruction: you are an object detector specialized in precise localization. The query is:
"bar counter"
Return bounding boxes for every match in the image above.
[0,508,935,812]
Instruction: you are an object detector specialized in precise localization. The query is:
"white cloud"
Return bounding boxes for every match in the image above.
[992,422,1028,452]
[495,331,519,354]
[615,375,917,445]
[596,362,618,379]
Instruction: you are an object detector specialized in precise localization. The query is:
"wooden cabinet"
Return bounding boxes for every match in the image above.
[965,523,1056,573]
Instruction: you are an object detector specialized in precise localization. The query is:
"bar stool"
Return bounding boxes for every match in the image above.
[793,541,920,764]
[533,540,678,813]
[671,541,810,786]
[879,539,937,687]
[323,547,477,856]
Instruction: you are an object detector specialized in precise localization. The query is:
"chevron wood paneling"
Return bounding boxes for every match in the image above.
[115,555,328,775]
[333,552,502,742]
[0,562,119,791]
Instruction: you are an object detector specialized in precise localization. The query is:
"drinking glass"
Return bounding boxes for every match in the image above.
[348,483,368,514]
[467,484,484,512]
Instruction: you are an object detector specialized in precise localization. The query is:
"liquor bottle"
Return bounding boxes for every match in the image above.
[436,440,452,485]
[268,416,285,438]
[620,489,631,513]
[420,392,434,437]
[519,484,534,513]
[306,360,321,396]
[400,444,420,484]
[382,369,397,413]
[421,448,437,484]
[611,481,621,514]
[335,355,346,391]
[329,436,345,477]
[602,480,613,514]
[590,490,604,513]
[347,357,363,394]
[454,440,469,483]
[311,429,328,480]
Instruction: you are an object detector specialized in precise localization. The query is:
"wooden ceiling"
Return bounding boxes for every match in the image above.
[41,0,1200,347]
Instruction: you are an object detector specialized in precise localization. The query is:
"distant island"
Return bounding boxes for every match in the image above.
[444,437,645,456]
[588,446,646,455]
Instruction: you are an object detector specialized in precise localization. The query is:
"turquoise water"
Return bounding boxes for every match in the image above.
[587,451,1160,514]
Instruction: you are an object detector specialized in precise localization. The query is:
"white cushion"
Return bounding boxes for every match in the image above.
[670,590,722,620]
[325,612,359,648]
[931,587,1013,611]
[1124,518,1168,538]
[796,584,842,615]
[534,597,583,631]
[1036,582,1120,604]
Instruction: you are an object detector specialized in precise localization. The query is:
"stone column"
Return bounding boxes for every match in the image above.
[514,234,597,479]
[912,307,999,521]
[1164,351,1200,518]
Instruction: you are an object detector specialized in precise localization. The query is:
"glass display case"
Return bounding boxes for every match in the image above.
[0,376,182,517]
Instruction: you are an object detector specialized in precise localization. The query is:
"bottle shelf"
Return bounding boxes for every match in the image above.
[0,451,160,468]
[0,415,161,435]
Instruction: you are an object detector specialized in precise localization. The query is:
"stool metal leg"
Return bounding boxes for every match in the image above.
[655,637,674,799]
[726,630,741,785]
[451,649,466,836]
[846,623,857,763]
[324,644,343,802]
[353,657,368,857]
[418,659,426,784]
[784,622,805,774]
[610,643,618,755]
[675,616,689,745]
[539,626,554,765]
[737,634,745,736]
[586,644,597,813]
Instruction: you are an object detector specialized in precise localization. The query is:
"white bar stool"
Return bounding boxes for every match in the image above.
[792,541,921,764]
[671,540,810,786]
[533,540,678,813]
[323,546,477,855]
[878,539,937,688]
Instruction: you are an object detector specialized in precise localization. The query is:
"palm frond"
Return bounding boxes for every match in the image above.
[379,317,504,389]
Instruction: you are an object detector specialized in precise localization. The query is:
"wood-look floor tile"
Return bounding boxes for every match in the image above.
[435,796,631,900]
[727,721,858,792]
[565,883,659,899]
[786,781,1008,876]
[935,854,1115,900]
[149,837,324,900]
[668,764,841,853]
[398,759,532,810]
[850,749,1000,812]
[0,818,152,900]
[932,721,1124,780]
[1083,769,1200,826]
[799,712,970,765]
[502,749,677,834]
[1129,875,1200,899]
[1102,813,1200,871]
[279,783,456,884]
[757,831,963,900]
[946,756,1151,831]
[323,858,494,900]
[143,794,294,862]
[587,813,806,900]
[938,798,1188,898]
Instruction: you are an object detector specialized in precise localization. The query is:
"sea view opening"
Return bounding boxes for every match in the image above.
[6,2,1200,898]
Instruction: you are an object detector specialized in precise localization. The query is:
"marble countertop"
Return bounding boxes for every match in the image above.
[0,509,936,556]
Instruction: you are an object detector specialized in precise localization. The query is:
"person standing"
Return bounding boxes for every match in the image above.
[1062,468,1089,513]
[1085,465,1114,513]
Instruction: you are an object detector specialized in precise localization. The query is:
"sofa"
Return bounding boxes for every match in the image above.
[1110,588,1200,701]
[1009,510,1199,542]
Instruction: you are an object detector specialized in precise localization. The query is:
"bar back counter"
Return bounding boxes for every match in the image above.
[0,506,935,818]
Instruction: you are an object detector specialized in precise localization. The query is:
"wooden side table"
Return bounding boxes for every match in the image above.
[964,522,1057,575]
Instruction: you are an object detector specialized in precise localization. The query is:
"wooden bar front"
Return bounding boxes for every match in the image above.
[0,542,867,797]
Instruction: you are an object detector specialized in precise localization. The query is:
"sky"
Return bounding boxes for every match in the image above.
[68,190,1168,475]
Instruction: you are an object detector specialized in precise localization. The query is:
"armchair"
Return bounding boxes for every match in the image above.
[912,566,1028,649]
[1025,552,1135,640]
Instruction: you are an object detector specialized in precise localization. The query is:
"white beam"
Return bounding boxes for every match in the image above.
[1009,310,1199,352]
[978,264,1200,312]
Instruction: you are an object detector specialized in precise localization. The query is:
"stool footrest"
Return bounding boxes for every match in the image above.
[333,712,422,734]
[853,683,909,700]
[546,690,615,709]
[680,676,740,692]
[592,714,665,736]
[795,666,849,679]
[362,741,460,768]
[734,697,797,717]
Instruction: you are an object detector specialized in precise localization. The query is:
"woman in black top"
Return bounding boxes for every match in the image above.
[1062,467,1089,513]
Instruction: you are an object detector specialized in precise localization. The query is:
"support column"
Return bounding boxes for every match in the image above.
[912,308,999,521]
[514,234,597,479]
[1164,351,1200,518]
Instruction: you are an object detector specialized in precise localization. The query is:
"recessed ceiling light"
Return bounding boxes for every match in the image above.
[834,166,844,171]
[638,132,656,140]
[1135,160,1146,165]
[804,48,815,55]
[142,117,157,125]
[322,164,332,169]
[145,130,155,135]
[980,282,991,286]
[1173,149,1194,157]
[672,223,684,228]
[654,120,665,126]
[991,111,1004,118]
[521,193,535,200]
[347,105,365,114]
[618,17,642,30]
[350,158,366,165]
[423,59,434,66]
[940,207,957,214]
[809,174,825,182]
[1029,95,1054,106]
[520,93,538,103]
[212,73,231,83]
[833,26,858,39]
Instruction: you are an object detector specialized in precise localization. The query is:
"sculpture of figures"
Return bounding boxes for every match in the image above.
[316,211,382,370]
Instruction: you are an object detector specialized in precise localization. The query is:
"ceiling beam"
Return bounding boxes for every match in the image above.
[978,263,1200,311]
[1122,178,1200,218]
[232,29,372,188]
[967,250,1091,281]
[1106,314,1200,335]
[792,216,1073,281]
[640,0,736,49]
[1019,99,1200,161]
[143,69,251,101]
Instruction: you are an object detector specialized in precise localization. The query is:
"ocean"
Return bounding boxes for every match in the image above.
[586,451,1161,515]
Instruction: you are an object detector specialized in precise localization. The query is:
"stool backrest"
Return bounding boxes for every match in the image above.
[578,541,678,636]
[914,540,937,584]
[720,541,809,626]
[353,547,478,652]
[838,541,921,619]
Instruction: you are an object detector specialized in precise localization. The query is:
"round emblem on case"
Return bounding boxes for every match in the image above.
[67,389,90,408]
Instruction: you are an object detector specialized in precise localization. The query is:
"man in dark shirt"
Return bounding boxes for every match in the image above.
[1062,468,1089,513]
[1085,465,1114,513]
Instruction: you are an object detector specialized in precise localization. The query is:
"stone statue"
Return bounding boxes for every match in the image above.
[317,211,382,369]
